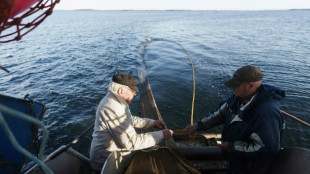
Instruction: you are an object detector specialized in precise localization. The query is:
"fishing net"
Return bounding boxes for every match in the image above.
[0,0,59,43]
[125,75,201,174]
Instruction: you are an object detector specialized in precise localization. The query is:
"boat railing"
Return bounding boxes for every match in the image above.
[0,104,53,174]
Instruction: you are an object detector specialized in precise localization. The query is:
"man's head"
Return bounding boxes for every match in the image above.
[225,65,263,102]
[111,74,138,104]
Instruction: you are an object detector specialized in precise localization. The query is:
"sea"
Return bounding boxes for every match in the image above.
[0,10,309,171]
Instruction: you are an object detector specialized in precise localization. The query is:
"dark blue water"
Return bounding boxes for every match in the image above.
[1,10,310,170]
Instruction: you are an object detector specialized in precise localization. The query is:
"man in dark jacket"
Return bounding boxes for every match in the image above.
[185,65,285,174]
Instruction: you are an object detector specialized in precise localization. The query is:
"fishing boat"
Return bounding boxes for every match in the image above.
[24,77,310,174]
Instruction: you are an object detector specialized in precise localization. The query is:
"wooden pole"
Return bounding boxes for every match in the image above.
[281,110,310,128]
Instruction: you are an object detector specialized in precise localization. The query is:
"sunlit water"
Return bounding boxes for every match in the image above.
[0,10,309,171]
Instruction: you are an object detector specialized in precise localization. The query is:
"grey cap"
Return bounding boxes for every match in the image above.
[112,74,139,92]
[225,65,263,88]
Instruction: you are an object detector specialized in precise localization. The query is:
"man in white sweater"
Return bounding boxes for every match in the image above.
[90,74,173,172]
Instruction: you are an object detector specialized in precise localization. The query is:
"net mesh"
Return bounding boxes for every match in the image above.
[0,0,59,43]
[125,76,201,174]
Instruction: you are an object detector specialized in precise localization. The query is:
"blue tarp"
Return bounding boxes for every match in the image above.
[0,94,45,174]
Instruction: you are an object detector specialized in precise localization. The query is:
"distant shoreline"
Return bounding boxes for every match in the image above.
[54,9,310,12]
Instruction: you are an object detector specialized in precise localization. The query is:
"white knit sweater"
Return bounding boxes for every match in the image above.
[89,82,163,171]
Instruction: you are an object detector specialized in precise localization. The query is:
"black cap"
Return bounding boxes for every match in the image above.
[112,74,139,92]
[225,65,263,88]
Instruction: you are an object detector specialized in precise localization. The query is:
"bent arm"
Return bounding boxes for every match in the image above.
[101,108,163,151]
[198,102,228,130]
[132,116,155,129]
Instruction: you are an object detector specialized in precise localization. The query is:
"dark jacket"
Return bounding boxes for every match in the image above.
[198,84,285,174]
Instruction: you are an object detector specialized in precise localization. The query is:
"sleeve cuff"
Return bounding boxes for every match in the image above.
[143,118,155,128]
[150,119,155,127]
[150,130,164,143]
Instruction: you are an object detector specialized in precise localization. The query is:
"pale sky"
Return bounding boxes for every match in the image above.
[54,0,310,11]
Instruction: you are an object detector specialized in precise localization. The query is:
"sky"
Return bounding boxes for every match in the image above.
[54,0,310,11]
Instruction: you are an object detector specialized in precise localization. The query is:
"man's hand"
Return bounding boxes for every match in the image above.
[154,120,166,130]
[162,129,174,140]
[218,141,229,151]
[184,125,198,135]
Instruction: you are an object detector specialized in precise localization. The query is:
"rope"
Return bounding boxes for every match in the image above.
[0,65,10,73]
[137,59,201,174]
[0,104,52,174]
[139,38,310,135]
[141,145,160,152]
[140,38,196,126]
[41,124,94,162]
[281,110,310,128]
[0,0,59,43]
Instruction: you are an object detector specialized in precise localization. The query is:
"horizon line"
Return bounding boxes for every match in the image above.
[54,8,310,11]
